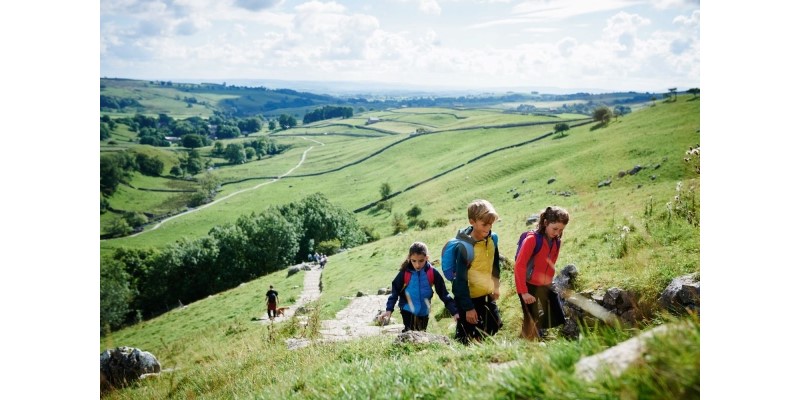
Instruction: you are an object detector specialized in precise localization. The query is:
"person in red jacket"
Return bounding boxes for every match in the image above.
[514,206,570,340]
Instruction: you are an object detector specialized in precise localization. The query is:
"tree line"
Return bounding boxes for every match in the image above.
[100,193,370,334]
[303,105,354,124]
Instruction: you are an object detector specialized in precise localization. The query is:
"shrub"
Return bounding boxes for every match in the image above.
[416,219,429,230]
[317,238,341,255]
[432,218,449,228]
[392,214,408,234]
[375,200,393,212]
[406,205,422,219]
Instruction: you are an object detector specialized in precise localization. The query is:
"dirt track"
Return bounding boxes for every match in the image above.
[259,264,403,349]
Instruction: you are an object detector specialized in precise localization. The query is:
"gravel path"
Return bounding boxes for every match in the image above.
[261,264,403,349]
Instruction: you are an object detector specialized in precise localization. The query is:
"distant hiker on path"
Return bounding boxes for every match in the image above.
[380,242,458,332]
[266,285,279,320]
[515,206,570,340]
[451,199,502,345]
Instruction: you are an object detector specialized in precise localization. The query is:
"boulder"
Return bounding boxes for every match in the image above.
[552,264,579,294]
[100,346,161,392]
[394,331,451,345]
[287,265,301,277]
[658,273,700,314]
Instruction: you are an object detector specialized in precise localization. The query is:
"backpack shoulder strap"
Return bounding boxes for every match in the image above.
[426,266,434,285]
[457,239,474,265]
[526,232,544,282]
[402,269,411,289]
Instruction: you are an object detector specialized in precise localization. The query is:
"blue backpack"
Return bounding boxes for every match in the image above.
[440,233,498,281]
[515,231,560,281]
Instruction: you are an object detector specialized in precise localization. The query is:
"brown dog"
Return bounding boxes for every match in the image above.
[275,307,288,317]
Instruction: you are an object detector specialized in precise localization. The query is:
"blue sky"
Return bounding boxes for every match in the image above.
[100,0,700,92]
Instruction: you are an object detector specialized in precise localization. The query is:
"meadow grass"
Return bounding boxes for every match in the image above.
[101,97,699,399]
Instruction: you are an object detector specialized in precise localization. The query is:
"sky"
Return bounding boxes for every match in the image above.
[100,0,700,93]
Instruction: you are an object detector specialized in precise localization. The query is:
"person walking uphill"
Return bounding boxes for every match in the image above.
[515,206,570,340]
[451,199,502,345]
[380,242,458,332]
[265,285,279,320]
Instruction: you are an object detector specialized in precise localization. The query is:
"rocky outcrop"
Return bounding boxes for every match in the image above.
[659,273,700,315]
[394,331,451,345]
[100,346,161,392]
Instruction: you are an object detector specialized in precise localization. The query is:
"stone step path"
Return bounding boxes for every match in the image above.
[260,265,322,322]
[260,264,404,349]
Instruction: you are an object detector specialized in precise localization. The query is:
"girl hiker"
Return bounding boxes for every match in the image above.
[514,206,570,340]
[380,242,459,332]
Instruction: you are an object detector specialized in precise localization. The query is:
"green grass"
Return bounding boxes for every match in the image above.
[101,96,700,398]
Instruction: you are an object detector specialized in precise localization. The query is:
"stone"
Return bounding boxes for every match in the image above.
[547,177,556,184]
[393,330,451,345]
[658,273,700,314]
[100,346,161,392]
[574,325,672,381]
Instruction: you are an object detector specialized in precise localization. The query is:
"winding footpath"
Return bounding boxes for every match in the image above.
[260,264,403,349]
[127,137,325,238]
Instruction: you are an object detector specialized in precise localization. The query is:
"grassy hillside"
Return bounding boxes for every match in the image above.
[100,96,699,398]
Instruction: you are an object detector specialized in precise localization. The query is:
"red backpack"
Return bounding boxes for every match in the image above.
[402,267,434,291]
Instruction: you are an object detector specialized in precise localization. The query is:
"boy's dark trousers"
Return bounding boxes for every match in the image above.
[455,295,502,344]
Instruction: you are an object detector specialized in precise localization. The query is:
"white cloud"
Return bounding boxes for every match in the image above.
[674,9,700,28]
[419,0,442,15]
[512,0,644,21]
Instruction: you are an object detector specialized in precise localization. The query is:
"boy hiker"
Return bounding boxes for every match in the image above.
[451,199,502,344]
[265,285,279,320]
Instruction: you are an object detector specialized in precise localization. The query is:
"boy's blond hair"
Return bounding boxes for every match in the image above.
[467,199,499,224]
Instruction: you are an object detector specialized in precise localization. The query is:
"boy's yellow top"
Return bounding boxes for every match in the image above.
[467,237,495,298]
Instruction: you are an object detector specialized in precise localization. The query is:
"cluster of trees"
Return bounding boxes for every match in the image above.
[106,112,266,146]
[277,114,298,129]
[211,137,290,164]
[100,115,116,140]
[303,106,354,124]
[100,193,368,333]
[100,151,166,196]
[100,95,142,110]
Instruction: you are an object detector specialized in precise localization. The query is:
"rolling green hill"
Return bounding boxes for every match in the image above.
[100,93,699,399]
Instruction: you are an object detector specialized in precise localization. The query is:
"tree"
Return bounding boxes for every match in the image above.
[592,106,613,125]
[268,120,276,131]
[196,172,220,204]
[100,152,136,195]
[135,153,164,176]
[380,182,392,199]
[100,258,133,333]
[181,134,207,149]
[109,218,132,237]
[170,165,183,177]
[216,124,241,139]
[245,147,256,161]
[687,88,700,98]
[224,143,246,164]
[212,141,225,156]
[278,114,297,129]
[123,211,148,229]
[668,87,678,102]
[554,122,570,137]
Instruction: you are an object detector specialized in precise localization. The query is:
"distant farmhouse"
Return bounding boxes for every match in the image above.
[365,117,381,125]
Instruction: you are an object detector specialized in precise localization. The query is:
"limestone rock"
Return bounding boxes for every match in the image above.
[100,346,161,392]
